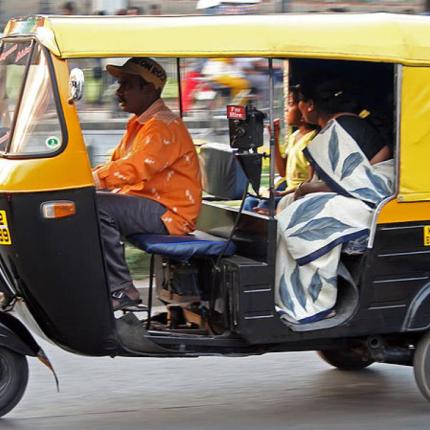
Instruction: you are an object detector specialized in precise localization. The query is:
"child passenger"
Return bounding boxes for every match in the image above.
[243,85,318,213]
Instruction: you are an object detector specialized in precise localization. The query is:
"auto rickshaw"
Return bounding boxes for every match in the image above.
[0,12,430,416]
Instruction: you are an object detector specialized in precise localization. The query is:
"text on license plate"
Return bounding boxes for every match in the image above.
[0,210,12,245]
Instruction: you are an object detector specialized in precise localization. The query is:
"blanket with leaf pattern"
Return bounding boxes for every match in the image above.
[275,119,394,323]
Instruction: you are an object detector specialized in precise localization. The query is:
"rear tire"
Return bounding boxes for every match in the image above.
[0,347,29,417]
[414,332,430,402]
[317,348,374,371]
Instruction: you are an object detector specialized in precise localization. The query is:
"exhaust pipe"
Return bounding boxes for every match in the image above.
[367,336,413,366]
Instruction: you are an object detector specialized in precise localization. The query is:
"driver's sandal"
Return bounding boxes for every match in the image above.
[112,287,142,311]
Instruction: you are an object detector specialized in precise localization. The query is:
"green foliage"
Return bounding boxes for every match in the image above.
[162,78,179,99]
[125,244,150,280]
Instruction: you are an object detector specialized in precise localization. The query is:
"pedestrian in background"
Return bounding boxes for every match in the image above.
[127,6,143,15]
[61,1,76,15]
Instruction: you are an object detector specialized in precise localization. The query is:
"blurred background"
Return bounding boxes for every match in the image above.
[0,0,428,29]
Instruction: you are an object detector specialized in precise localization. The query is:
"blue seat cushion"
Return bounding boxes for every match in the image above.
[128,231,236,260]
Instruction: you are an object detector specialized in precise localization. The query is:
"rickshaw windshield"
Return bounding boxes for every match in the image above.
[0,40,32,151]
[0,40,64,156]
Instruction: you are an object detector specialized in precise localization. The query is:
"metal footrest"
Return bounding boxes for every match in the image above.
[121,304,149,313]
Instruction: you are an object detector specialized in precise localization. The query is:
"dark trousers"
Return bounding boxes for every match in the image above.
[96,192,168,292]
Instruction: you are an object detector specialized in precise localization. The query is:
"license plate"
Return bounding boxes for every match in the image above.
[0,210,12,245]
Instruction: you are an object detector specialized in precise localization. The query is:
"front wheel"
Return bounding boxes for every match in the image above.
[413,332,430,402]
[317,347,374,371]
[0,347,29,417]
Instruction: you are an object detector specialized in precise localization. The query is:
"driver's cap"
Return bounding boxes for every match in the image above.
[106,57,167,90]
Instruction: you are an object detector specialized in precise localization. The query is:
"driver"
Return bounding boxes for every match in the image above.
[92,57,202,311]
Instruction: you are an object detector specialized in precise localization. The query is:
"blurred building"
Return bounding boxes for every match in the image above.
[0,0,425,28]
[112,0,423,14]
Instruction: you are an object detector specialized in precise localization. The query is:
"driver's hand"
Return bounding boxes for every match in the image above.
[92,171,102,189]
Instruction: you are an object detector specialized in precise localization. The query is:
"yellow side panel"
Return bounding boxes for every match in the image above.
[0,55,93,193]
[399,67,430,202]
[377,199,430,224]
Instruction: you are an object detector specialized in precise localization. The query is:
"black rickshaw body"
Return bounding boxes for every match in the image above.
[0,13,430,412]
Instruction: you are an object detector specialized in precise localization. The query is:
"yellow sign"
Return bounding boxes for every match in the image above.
[424,226,430,247]
[0,210,12,245]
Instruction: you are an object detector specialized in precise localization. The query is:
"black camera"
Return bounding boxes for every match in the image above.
[226,105,266,195]
[227,105,266,152]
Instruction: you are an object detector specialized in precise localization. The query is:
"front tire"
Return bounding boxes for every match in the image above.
[317,347,374,371]
[0,347,29,417]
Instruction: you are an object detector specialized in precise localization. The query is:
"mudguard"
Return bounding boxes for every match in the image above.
[0,311,59,389]
[403,282,430,332]
[0,311,41,356]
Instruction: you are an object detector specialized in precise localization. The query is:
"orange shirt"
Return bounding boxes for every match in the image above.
[93,99,202,235]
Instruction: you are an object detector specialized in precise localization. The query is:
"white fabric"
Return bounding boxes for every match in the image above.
[275,119,394,323]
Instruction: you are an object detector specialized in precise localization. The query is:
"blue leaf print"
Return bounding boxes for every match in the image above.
[351,187,381,203]
[290,217,353,241]
[309,270,323,302]
[286,194,335,230]
[340,152,364,180]
[291,265,307,310]
[279,274,295,316]
[387,178,393,190]
[364,166,390,197]
[323,276,337,288]
[328,128,340,172]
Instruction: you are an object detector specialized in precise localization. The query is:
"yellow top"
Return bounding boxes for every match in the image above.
[4,13,430,65]
[283,129,317,191]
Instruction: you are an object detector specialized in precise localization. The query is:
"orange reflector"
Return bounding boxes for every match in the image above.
[41,201,76,219]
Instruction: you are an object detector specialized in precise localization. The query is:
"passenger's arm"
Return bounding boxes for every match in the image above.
[370,145,391,165]
[292,165,332,199]
[294,180,332,200]
[272,119,286,178]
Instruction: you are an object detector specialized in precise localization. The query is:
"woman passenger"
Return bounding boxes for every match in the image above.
[275,78,394,324]
[292,79,391,200]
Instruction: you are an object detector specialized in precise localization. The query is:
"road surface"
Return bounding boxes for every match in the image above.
[2,339,430,429]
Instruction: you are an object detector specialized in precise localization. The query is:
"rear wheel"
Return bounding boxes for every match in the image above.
[317,347,374,371]
[414,332,430,402]
[0,347,29,417]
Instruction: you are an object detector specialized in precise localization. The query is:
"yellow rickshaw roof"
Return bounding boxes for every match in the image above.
[3,13,430,65]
